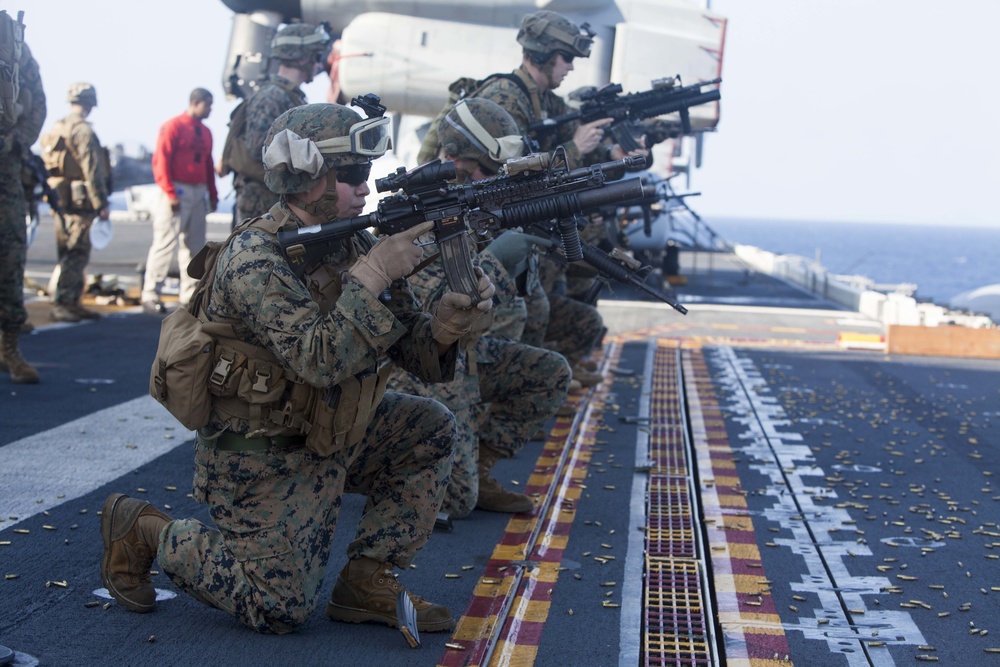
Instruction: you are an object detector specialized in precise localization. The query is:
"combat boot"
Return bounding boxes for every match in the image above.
[326,557,455,632]
[68,304,101,320]
[571,364,603,388]
[100,493,172,613]
[0,331,40,384]
[49,305,81,323]
[476,445,534,514]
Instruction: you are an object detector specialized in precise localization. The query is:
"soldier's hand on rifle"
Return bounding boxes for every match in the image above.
[348,221,435,295]
[483,231,554,279]
[431,267,496,346]
[572,118,613,155]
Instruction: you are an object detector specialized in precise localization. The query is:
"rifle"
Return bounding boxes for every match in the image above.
[22,152,64,219]
[278,152,653,301]
[529,216,687,314]
[529,76,721,152]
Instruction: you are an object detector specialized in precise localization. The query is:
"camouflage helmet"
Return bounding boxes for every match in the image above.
[439,98,524,174]
[262,103,390,194]
[517,10,593,59]
[270,22,331,62]
[67,82,97,107]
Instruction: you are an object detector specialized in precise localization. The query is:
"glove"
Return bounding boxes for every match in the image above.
[483,231,554,280]
[348,221,435,295]
[431,267,496,345]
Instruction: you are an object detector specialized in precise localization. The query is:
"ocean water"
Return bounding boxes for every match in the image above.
[705,218,1000,305]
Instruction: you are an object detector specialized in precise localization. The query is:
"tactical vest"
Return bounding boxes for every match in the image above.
[39,116,109,211]
[0,10,23,130]
[221,78,302,182]
[167,205,391,456]
[416,70,534,166]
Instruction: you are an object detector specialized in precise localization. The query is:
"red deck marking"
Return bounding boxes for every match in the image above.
[437,344,621,667]
[684,346,792,666]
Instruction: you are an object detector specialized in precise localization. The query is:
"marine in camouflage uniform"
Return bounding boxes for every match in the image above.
[228,23,329,224]
[393,243,570,518]
[100,103,496,635]
[0,39,45,384]
[472,11,611,385]
[41,82,110,322]
[395,98,571,516]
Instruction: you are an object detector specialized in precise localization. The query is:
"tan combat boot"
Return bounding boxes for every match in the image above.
[100,493,172,613]
[571,364,603,388]
[476,446,534,514]
[0,331,40,384]
[326,557,455,632]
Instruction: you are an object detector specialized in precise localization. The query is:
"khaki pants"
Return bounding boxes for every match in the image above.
[141,182,208,306]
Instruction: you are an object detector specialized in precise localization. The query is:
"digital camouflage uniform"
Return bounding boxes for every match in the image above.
[477,65,606,369]
[475,65,584,169]
[158,202,459,633]
[389,244,570,518]
[44,109,110,309]
[0,42,45,334]
[233,77,307,223]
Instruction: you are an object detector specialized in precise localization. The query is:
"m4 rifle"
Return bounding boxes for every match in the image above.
[529,76,721,152]
[278,152,652,301]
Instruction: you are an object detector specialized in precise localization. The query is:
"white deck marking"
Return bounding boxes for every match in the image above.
[0,396,191,532]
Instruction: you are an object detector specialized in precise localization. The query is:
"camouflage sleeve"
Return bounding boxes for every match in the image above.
[212,230,411,388]
[476,249,521,305]
[241,86,295,169]
[479,78,583,167]
[377,274,457,384]
[70,123,109,209]
[14,44,46,151]
[476,78,536,138]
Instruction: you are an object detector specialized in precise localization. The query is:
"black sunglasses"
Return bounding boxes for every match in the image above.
[336,163,372,186]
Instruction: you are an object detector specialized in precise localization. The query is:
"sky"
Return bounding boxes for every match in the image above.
[20,0,1000,227]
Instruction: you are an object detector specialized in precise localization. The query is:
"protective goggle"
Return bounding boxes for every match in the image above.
[446,100,526,165]
[272,24,332,52]
[314,115,392,157]
[544,22,594,58]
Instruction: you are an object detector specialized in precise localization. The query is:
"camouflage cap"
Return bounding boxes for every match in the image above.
[263,103,372,194]
[517,10,593,58]
[271,22,332,62]
[439,98,523,174]
[67,82,97,107]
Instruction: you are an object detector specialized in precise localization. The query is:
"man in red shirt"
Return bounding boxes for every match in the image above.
[140,88,217,312]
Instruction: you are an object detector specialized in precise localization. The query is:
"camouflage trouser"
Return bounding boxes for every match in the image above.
[522,285,603,368]
[545,294,604,367]
[158,392,455,634]
[0,157,28,332]
[53,211,96,307]
[235,178,277,226]
[441,338,570,518]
